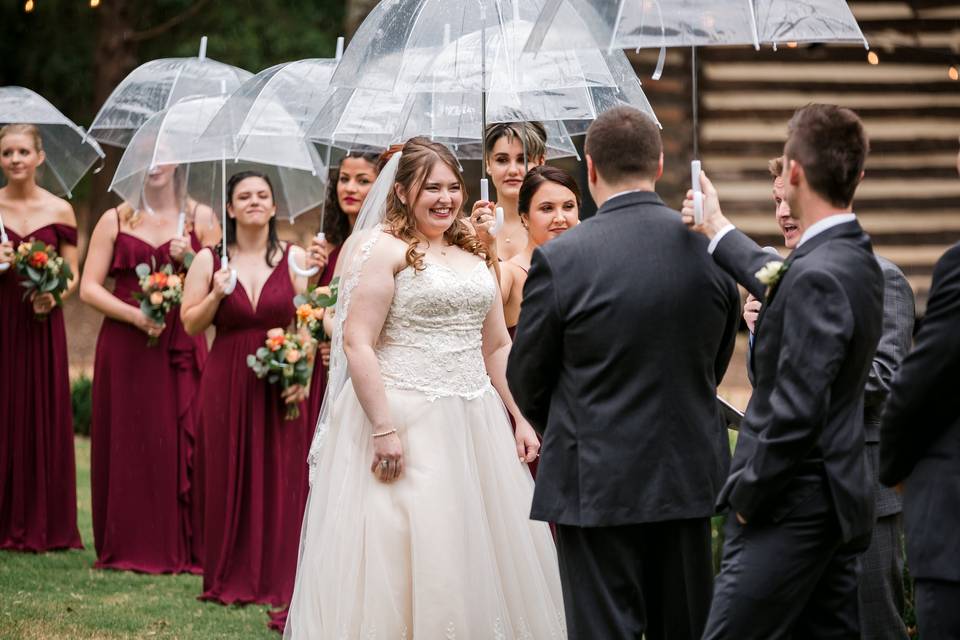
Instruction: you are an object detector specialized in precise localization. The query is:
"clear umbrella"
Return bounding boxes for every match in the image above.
[0,86,105,198]
[88,36,252,148]
[523,0,867,221]
[523,0,867,55]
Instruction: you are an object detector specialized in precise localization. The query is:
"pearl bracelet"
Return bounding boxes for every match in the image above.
[371,428,397,439]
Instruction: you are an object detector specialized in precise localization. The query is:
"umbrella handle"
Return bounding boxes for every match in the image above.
[691,160,703,225]
[0,230,8,272]
[489,206,504,237]
[288,232,323,278]
[221,257,238,295]
[176,212,186,237]
[480,178,490,203]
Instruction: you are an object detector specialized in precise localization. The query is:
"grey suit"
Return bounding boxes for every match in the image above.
[859,256,914,640]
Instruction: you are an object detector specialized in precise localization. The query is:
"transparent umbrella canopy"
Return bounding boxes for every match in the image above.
[0,86,105,198]
[111,96,326,224]
[89,37,252,148]
[523,0,867,54]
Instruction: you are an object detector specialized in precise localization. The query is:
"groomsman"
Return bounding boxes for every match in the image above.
[683,104,884,638]
[744,157,914,640]
[880,150,960,639]
[508,106,740,640]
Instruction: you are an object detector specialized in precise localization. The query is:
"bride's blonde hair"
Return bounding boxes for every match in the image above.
[384,137,492,271]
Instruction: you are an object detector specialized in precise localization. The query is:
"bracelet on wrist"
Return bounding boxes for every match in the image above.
[371,428,397,439]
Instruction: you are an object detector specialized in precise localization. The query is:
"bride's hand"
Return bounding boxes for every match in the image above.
[371,430,404,483]
[515,419,541,464]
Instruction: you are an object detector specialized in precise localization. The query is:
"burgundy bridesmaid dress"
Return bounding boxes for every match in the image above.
[90,227,206,573]
[199,245,309,607]
[0,223,82,552]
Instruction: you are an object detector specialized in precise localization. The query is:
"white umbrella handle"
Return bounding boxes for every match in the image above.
[176,211,186,237]
[0,217,9,272]
[480,178,490,203]
[490,206,504,237]
[691,160,704,225]
[288,232,323,278]
[221,256,237,295]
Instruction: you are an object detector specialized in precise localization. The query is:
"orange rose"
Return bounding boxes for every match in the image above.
[296,304,314,323]
[286,349,301,364]
[29,251,49,268]
[150,272,168,289]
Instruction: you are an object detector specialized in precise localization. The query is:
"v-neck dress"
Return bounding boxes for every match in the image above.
[198,245,309,607]
[90,227,206,574]
[0,223,83,553]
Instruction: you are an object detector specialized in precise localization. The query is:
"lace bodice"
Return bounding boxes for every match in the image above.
[377,260,495,400]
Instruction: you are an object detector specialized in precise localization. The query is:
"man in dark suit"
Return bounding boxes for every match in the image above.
[506,106,740,640]
[744,157,915,640]
[880,230,960,638]
[682,104,884,638]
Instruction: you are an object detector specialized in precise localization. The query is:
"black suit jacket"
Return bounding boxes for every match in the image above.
[712,222,883,542]
[507,191,740,527]
[880,242,960,581]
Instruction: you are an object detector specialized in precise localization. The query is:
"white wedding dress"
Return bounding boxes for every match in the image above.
[285,256,566,639]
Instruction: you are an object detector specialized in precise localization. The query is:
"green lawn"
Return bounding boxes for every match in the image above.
[0,437,275,639]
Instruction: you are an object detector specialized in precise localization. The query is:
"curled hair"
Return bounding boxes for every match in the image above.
[518,166,582,217]
[384,137,492,271]
[216,170,282,267]
[321,150,381,246]
[484,121,547,162]
[768,156,784,179]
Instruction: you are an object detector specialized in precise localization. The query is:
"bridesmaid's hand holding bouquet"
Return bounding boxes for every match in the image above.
[14,239,74,320]
[132,262,183,346]
[247,328,316,420]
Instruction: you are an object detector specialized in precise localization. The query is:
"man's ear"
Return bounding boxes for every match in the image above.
[788,159,803,187]
[586,154,597,186]
[655,152,664,181]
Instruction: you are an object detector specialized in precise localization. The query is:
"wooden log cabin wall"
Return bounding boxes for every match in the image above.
[630,1,960,314]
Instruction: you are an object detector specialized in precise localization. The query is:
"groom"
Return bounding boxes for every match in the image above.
[507,106,740,640]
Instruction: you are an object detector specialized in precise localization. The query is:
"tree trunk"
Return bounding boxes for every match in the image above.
[345,0,379,38]
[84,0,138,248]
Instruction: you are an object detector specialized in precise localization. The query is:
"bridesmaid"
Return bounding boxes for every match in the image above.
[303,151,380,431]
[480,122,547,261]
[499,165,581,334]
[80,163,218,573]
[181,171,310,607]
[0,124,82,552]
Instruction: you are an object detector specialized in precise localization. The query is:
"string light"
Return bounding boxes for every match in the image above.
[90,0,100,6]
[786,42,798,48]
[24,0,34,12]
[867,51,879,65]
[950,66,959,81]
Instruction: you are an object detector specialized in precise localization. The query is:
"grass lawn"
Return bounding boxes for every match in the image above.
[0,437,276,639]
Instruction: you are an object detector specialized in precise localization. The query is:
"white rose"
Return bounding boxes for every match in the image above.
[755,261,785,287]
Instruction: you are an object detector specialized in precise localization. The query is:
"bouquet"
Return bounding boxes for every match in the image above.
[246,328,315,420]
[132,261,183,346]
[14,239,74,320]
[293,277,339,342]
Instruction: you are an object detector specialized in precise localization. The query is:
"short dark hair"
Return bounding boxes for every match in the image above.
[484,121,547,161]
[518,166,582,216]
[584,106,661,184]
[784,104,869,208]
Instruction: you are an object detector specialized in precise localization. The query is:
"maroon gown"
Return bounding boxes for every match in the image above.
[0,223,82,552]
[199,245,310,607]
[90,228,206,573]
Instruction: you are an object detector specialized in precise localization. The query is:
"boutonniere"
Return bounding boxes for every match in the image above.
[755,260,789,298]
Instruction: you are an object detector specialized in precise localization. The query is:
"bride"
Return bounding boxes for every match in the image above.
[285,138,566,638]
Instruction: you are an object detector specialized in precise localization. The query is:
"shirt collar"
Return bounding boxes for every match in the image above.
[797,213,857,247]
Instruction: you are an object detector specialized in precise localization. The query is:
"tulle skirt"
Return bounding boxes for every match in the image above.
[285,382,566,639]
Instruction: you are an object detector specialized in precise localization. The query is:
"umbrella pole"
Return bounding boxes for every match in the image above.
[0,213,7,272]
[480,4,490,204]
[691,45,699,160]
